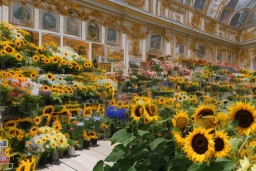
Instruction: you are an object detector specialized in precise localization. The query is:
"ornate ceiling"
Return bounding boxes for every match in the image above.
[178,0,256,29]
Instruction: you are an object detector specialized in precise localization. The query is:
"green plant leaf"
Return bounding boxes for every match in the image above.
[187,163,201,171]
[228,120,238,129]
[105,144,125,162]
[123,135,136,147]
[149,138,166,150]
[109,129,132,144]
[229,137,243,152]
[253,148,256,155]
[214,158,235,171]
[138,129,150,137]
[172,127,181,133]
[93,160,104,171]
[128,166,137,171]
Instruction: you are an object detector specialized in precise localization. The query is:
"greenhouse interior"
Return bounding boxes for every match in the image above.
[1,0,256,170]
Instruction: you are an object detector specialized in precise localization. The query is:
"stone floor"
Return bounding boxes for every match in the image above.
[37,140,113,171]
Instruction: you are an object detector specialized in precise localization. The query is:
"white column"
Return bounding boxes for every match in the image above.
[82,21,86,40]
[165,8,168,18]
[34,8,39,29]
[60,15,64,48]
[157,1,161,16]
[2,5,8,22]
[122,34,129,75]
[166,42,171,55]
[89,42,92,62]
[153,0,157,15]
[145,0,149,11]
[142,39,147,61]
[102,26,105,43]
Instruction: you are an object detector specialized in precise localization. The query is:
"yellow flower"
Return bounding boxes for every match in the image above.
[229,102,256,135]
[30,71,38,79]
[34,116,42,126]
[183,127,214,163]
[100,123,109,129]
[46,73,55,81]
[5,45,15,54]
[43,105,54,115]
[172,110,189,131]
[52,121,62,131]
[192,105,215,123]
[15,53,22,61]
[88,131,97,139]
[83,106,93,117]
[32,55,40,62]
[144,104,159,122]
[172,131,185,146]
[213,130,231,158]
[131,104,144,121]
[30,126,39,136]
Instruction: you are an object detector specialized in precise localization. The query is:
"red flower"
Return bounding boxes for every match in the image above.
[9,92,14,97]
[70,128,74,131]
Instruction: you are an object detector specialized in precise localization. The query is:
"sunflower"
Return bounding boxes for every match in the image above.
[50,141,57,148]
[213,130,231,158]
[144,104,159,122]
[131,104,144,121]
[15,53,22,61]
[34,116,42,126]
[43,114,52,126]
[0,50,6,56]
[183,127,214,163]
[229,102,256,135]
[46,73,55,81]
[52,121,62,131]
[51,57,59,64]
[88,131,97,139]
[172,131,185,146]
[216,112,229,128]
[109,99,116,106]
[14,39,22,48]
[32,55,40,62]
[41,85,51,91]
[44,58,50,64]
[192,105,215,123]
[196,115,218,129]
[43,105,54,115]
[83,107,93,117]
[158,96,165,105]
[30,126,39,136]
[172,110,189,131]
[5,46,15,54]
[30,71,38,79]
[100,123,109,129]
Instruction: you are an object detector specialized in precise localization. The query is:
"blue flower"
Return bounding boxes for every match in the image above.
[25,144,29,148]
[27,152,32,156]
[106,106,126,120]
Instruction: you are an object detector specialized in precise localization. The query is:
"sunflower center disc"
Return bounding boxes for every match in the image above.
[199,109,214,117]
[235,110,253,128]
[192,134,208,154]
[135,106,143,117]
[214,137,224,151]
[176,117,188,131]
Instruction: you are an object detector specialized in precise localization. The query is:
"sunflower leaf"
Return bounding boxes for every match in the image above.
[187,163,201,171]
[105,144,125,162]
[149,138,166,150]
[109,129,131,145]
[127,166,137,171]
[228,120,238,129]
[229,137,243,152]
[93,160,104,171]
[138,129,150,137]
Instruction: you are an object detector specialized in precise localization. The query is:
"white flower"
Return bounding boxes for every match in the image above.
[251,164,256,171]
[45,145,49,149]
[237,157,251,171]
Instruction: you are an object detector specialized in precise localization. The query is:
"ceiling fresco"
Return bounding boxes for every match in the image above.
[177,0,256,29]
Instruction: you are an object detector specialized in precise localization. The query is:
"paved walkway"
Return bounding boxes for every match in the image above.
[37,140,113,171]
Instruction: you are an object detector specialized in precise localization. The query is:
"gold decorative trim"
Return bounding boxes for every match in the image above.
[126,0,145,9]
[191,13,201,29]
[205,20,217,34]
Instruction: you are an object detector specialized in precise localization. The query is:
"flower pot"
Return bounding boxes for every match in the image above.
[83,140,90,149]
[91,139,97,145]
[39,155,48,166]
[58,150,64,159]
[68,146,75,156]
[52,151,59,161]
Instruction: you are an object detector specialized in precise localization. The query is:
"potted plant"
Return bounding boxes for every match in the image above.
[67,139,76,156]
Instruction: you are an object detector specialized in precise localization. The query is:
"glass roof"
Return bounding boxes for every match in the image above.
[178,0,256,29]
